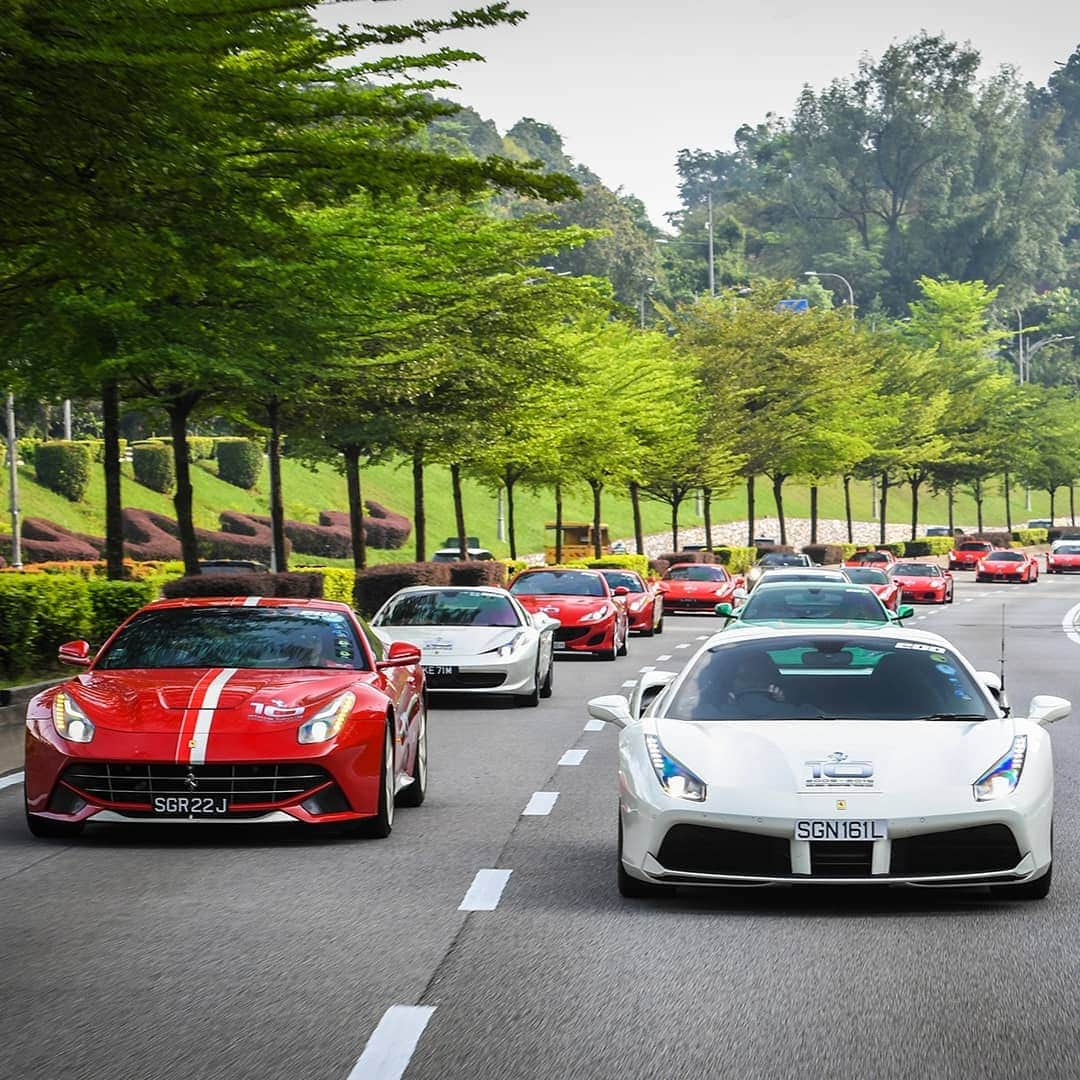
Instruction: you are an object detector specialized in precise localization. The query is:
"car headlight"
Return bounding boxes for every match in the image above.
[297,691,356,744]
[645,733,706,801]
[581,604,613,623]
[484,631,527,658]
[53,691,95,743]
[973,736,1027,801]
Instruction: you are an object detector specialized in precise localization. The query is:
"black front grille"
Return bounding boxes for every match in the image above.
[890,825,1021,876]
[62,763,331,807]
[667,598,719,610]
[425,671,506,689]
[555,627,590,643]
[810,842,874,877]
[657,824,790,877]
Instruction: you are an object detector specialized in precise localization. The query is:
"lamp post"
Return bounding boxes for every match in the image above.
[6,392,21,568]
[1020,335,1074,383]
[639,276,655,329]
[803,270,854,316]
[707,193,715,298]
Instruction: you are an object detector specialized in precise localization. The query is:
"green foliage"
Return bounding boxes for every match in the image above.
[317,568,357,605]
[215,438,263,490]
[1010,529,1049,546]
[188,437,214,461]
[131,443,175,494]
[33,441,92,502]
[903,537,955,556]
[87,579,157,645]
[567,554,652,579]
[711,546,758,573]
[0,573,95,678]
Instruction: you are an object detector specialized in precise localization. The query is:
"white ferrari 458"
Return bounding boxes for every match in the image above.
[588,626,1067,899]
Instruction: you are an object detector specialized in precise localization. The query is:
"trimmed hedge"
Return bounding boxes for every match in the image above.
[132,442,175,493]
[657,550,714,565]
[753,545,796,559]
[16,437,40,466]
[960,532,1011,549]
[87,579,158,645]
[286,518,351,558]
[353,562,451,616]
[34,441,92,501]
[216,437,263,489]
[649,559,671,578]
[903,537,954,557]
[579,554,651,579]
[188,436,215,461]
[1049,529,1080,543]
[5,518,101,562]
[445,561,507,587]
[1011,528,1049,547]
[502,559,529,579]
[711,546,758,574]
[317,568,356,604]
[122,508,182,560]
[801,544,849,566]
[161,571,324,600]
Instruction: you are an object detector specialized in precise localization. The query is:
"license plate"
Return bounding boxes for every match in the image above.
[794,819,887,841]
[553,641,567,651]
[423,665,457,676]
[152,796,229,816]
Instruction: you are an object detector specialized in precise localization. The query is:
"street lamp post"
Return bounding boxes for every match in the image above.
[803,270,854,315]
[6,392,21,568]
[707,193,715,298]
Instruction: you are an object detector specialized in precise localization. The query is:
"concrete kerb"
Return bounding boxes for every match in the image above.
[0,679,63,728]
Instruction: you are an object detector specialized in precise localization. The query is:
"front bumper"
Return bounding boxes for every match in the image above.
[420,647,536,694]
[899,586,949,603]
[553,618,617,655]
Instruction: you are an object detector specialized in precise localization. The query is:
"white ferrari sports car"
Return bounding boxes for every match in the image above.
[588,626,1067,899]
[372,586,558,706]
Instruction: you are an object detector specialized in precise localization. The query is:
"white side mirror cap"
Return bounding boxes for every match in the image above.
[1028,695,1070,726]
[975,670,1002,697]
[587,695,633,729]
[629,669,678,719]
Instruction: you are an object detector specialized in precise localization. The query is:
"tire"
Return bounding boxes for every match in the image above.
[520,663,542,707]
[641,618,655,638]
[617,818,671,899]
[599,629,618,661]
[539,656,554,698]
[946,588,954,604]
[345,722,395,838]
[992,864,1052,900]
[617,624,629,657]
[654,613,664,636]
[396,707,427,807]
[25,802,84,841]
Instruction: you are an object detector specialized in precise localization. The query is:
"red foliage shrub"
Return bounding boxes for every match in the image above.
[161,572,324,600]
[8,518,102,562]
[122,509,183,560]
[444,561,507,587]
[657,550,714,565]
[801,544,847,566]
[321,502,412,550]
[353,562,450,615]
[649,559,671,578]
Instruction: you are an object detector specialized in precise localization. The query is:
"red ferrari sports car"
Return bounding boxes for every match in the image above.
[1047,542,1080,573]
[843,549,896,569]
[657,563,742,614]
[841,566,903,611]
[887,561,955,604]
[508,568,629,660]
[24,597,427,839]
[975,550,1040,583]
[596,569,663,636]
[948,540,995,570]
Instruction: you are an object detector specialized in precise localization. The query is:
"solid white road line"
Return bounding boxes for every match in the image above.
[459,868,513,911]
[522,791,559,816]
[676,643,691,649]
[916,615,927,620]
[558,748,588,766]
[1062,601,1080,647]
[346,1005,436,1080]
[696,635,708,640]
[964,598,974,602]
[656,654,672,661]
[584,718,605,732]
[0,771,24,792]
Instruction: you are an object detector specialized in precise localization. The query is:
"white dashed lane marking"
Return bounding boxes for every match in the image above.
[0,771,24,791]
[696,635,708,640]
[459,869,513,911]
[346,1005,436,1080]
[558,749,588,766]
[621,680,637,689]
[656,654,672,661]
[522,791,559,816]
[639,666,655,674]
[676,643,691,649]
[584,718,605,732]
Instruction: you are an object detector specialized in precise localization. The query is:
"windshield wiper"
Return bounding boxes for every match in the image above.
[913,713,989,722]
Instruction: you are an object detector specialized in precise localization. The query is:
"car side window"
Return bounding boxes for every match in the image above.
[354,612,385,662]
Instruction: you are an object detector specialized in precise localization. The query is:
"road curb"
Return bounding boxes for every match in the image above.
[0,679,63,728]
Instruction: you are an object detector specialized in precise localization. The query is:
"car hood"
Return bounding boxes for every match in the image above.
[64,668,367,733]
[513,595,608,617]
[376,624,523,656]
[653,716,1013,795]
[892,575,943,585]
[662,580,728,593]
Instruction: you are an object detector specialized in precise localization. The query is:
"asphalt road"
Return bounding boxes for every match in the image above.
[3,573,1080,1080]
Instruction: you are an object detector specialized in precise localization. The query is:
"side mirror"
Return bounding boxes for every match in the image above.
[715,602,734,618]
[1028,695,1070,726]
[613,586,629,596]
[975,670,1002,696]
[895,605,915,620]
[629,669,678,719]
[532,613,560,631]
[378,640,423,669]
[587,694,634,729]
[58,640,92,667]
[732,586,748,601]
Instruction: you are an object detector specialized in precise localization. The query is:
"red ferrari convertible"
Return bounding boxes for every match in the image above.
[975,550,1040,583]
[841,566,903,611]
[24,597,427,839]
[595,569,663,636]
[948,540,995,570]
[509,568,629,660]
[658,563,742,614]
[887,561,955,604]
[1047,542,1080,573]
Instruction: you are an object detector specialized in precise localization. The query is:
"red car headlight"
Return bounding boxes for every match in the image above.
[53,691,95,743]
[580,604,614,624]
[298,691,356,744]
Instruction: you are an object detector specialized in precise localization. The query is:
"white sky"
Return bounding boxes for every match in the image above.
[316,0,1078,226]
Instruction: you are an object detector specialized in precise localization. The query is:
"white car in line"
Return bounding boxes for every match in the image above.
[589,625,1067,900]
[372,586,558,706]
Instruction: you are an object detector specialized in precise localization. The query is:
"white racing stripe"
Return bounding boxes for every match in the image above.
[189,667,239,765]
[1062,601,1080,647]
[0,771,24,792]
[522,791,559,816]
[584,718,605,732]
[346,1005,436,1080]
[459,868,513,911]
[242,596,262,607]
[558,748,588,766]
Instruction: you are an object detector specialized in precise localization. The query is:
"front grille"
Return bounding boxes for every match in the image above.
[810,841,874,877]
[657,824,790,877]
[890,825,1021,876]
[425,671,506,689]
[62,763,331,807]
[667,598,718,610]
[555,626,590,643]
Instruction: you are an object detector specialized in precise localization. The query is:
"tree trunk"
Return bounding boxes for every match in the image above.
[974,478,984,533]
[554,482,563,564]
[703,487,713,552]
[102,380,124,580]
[909,477,920,541]
[842,476,853,543]
[505,473,517,560]
[1071,485,1075,527]
[412,446,426,563]
[809,485,819,544]
[879,472,889,545]
[590,479,603,558]
[450,462,467,559]
[772,475,787,545]
[167,398,200,576]
[670,495,679,552]
[267,397,288,572]
[947,486,955,535]
[344,445,366,574]
[746,475,755,546]
[629,480,644,555]
[1003,473,1012,533]
[1049,488,1056,523]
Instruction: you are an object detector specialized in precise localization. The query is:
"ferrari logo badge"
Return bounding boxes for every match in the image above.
[836,799,847,811]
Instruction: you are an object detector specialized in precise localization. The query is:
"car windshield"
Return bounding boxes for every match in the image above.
[96,607,367,670]
[842,568,888,585]
[758,554,807,567]
[892,563,941,577]
[667,565,728,582]
[665,636,994,721]
[760,571,844,583]
[375,590,520,628]
[986,551,1023,562]
[960,543,990,551]
[850,551,888,563]
[599,571,644,593]
[510,571,605,597]
[1055,544,1080,555]
[738,586,888,623]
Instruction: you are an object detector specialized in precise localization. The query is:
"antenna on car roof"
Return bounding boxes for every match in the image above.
[999,604,1011,716]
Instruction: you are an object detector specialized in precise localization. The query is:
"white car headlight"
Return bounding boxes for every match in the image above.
[580,604,613,623]
[484,631,527,658]
[298,691,356,744]
[973,736,1027,801]
[645,734,706,801]
[53,691,95,743]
